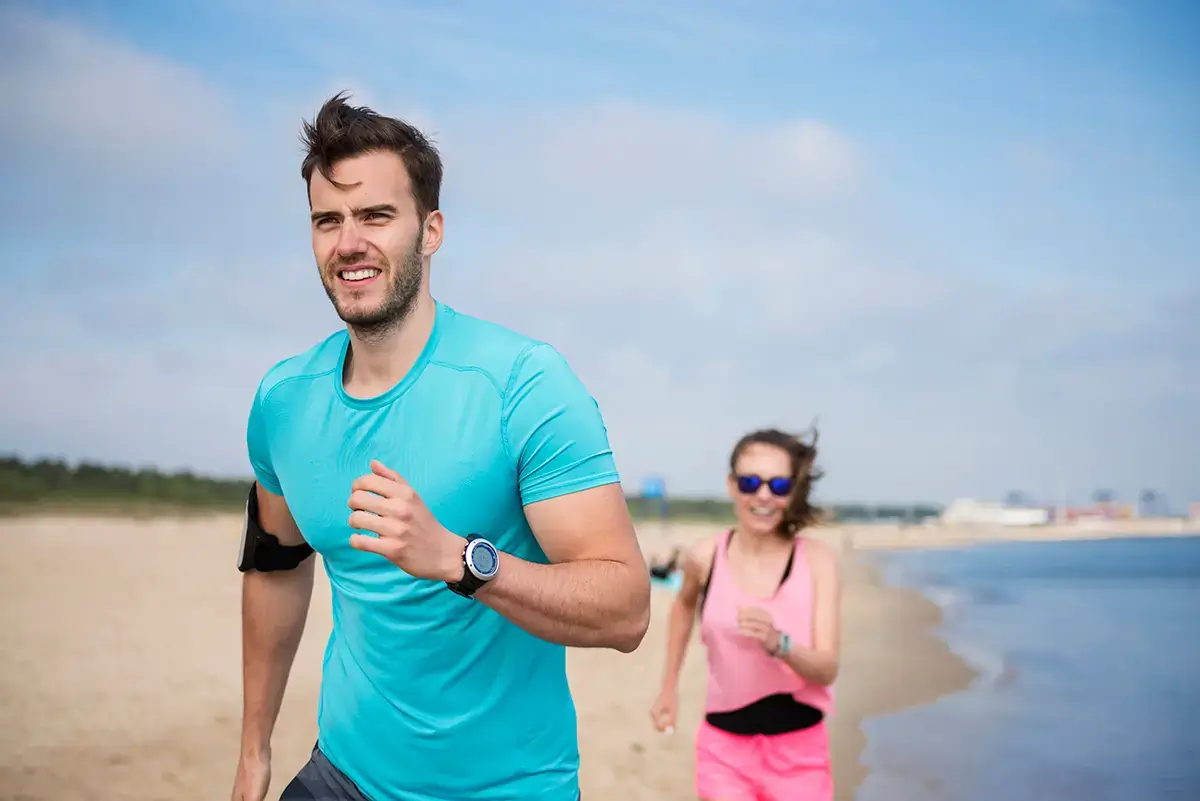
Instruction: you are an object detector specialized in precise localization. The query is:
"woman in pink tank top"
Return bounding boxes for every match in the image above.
[650,428,841,801]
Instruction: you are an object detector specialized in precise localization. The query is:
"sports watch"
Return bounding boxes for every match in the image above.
[446,534,500,598]
[773,631,793,659]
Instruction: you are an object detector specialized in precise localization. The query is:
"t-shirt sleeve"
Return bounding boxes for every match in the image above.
[502,343,621,507]
[246,379,284,496]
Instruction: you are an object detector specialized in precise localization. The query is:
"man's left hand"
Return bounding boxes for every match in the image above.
[347,460,465,583]
[737,605,781,655]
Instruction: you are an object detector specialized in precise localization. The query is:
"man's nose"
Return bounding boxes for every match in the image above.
[335,220,366,257]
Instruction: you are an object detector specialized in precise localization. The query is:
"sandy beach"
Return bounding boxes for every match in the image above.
[0,514,976,801]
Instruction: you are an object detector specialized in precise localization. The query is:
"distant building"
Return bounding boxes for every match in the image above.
[940,498,1051,526]
[1061,503,1134,523]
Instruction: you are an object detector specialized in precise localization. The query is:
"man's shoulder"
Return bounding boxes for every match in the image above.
[435,303,576,393]
[256,329,346,402]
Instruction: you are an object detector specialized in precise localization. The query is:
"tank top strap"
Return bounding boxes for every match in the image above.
[712,527,736,585]
[699,528,734,619]
[773,537,816,614]
[778,538,797,585]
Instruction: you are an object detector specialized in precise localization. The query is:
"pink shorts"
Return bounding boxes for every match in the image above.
[695,719,833,801]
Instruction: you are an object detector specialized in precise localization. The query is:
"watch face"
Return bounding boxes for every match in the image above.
[468,540,499,579]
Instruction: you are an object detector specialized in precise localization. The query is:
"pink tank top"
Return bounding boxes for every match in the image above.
[700,529,834,715]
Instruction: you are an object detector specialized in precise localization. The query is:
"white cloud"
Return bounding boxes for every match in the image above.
[0,7,239,178]
[434,99,862,219]
[0,6,1195,509]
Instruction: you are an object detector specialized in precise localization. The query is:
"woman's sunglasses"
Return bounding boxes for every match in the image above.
[735,474,794,497]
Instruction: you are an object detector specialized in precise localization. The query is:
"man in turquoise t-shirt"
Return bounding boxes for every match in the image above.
[228,92,651,801]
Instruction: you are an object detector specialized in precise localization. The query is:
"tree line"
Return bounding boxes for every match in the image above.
[0,455,249,510]
[0,454,943,522]
[626,496,943,524]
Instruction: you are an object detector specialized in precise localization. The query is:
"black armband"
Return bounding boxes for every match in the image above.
[237,482,314,572]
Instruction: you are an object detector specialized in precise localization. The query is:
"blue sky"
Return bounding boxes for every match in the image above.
[0,0,1196,508]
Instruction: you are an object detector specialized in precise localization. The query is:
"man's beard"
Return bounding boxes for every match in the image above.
[323,234,424,342]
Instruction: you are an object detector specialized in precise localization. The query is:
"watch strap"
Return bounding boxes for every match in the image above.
[447,534,487,598]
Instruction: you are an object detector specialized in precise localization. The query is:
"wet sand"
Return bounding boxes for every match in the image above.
[0,515,975,800]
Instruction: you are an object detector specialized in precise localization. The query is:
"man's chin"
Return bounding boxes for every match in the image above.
[334,302,391,328]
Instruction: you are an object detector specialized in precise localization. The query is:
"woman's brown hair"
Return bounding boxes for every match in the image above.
[729,426,824,539]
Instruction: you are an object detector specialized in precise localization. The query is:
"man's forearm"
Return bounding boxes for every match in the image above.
[240,565,314,755]
[474,553,650,652]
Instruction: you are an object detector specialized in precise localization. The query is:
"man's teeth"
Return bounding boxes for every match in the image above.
[750,506,774,516]
[340,268,381,281]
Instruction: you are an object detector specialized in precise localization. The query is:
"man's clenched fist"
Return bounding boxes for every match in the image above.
[347,460,466,583]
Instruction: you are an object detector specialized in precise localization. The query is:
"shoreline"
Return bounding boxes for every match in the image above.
[828,555,977,799]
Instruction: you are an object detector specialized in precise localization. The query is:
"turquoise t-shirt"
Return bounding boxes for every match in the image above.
[246,300,621,800]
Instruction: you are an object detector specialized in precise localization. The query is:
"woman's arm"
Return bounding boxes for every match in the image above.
[777,538,842,686]
[658,539,716,691]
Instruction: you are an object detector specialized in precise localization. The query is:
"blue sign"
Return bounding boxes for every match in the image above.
[641,476,667,499]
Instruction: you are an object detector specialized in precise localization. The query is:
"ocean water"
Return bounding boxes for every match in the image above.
[858,536,1200,801]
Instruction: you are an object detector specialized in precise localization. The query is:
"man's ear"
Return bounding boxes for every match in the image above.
[421,210,444,257]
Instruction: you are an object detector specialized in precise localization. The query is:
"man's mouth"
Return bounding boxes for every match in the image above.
[338,267,382,283]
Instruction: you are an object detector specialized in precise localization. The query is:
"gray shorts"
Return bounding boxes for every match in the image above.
[279,743,584,800]
[280,745,370,801]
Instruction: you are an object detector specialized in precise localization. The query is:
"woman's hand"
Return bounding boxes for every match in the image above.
[737,605,781,655]
[649,685,678,734]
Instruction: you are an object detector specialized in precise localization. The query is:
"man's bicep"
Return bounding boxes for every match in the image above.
[255,483,307,547]
[523,483,642,566]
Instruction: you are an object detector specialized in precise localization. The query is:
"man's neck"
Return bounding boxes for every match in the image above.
[342,293,437,399]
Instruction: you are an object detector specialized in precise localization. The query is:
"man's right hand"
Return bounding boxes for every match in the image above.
[230,750,271,801]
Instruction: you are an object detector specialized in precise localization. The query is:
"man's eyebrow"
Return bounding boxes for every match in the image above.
[358,204,397,215]
[310,204,397,222]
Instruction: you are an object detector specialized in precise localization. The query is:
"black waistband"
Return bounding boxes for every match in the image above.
[705,692,824,736]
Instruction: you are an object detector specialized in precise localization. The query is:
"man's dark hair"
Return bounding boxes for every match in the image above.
[729,426,825,538]
[300,91,443,220]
